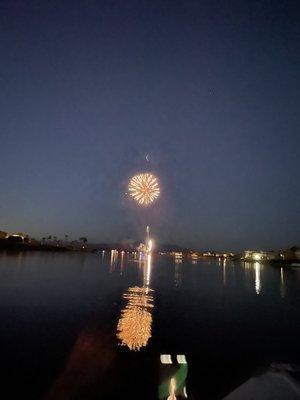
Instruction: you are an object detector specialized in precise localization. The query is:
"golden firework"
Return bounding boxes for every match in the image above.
[128,173,160,206]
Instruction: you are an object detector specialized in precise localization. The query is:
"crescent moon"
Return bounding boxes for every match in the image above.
[146,154,150,162]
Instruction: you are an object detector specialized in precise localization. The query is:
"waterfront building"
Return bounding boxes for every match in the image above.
[244,250,279,261]
[7,233,25,243]
[203,251,234,258]
[280,247,300,261]
[223,252,234,258]
[0,231,8,239]
[203,251,214,257]
[170,252,183,260]
[190,252,198,260]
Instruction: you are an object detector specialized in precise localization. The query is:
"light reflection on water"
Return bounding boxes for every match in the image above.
[223,258,227,286]
[244,261,264,295]
[110,249,118,272]
[0,251,298,400]
[254,262,262,295]
[280,267,286,298]
[116,253,154,351]
[174,260,183,288]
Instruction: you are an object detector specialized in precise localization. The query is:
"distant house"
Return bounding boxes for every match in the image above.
[203,251,215,257]
[7,233,24,243]
[281,247,300,261]
[189,252,198,260]
[203,251,234,258]
[291,247,300,260]
[244,250,279,261]
[171,251,183,260]
[222,252,234,258]
[0,231,7,239]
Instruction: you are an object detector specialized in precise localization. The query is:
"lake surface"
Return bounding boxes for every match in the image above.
[0,251,299,399]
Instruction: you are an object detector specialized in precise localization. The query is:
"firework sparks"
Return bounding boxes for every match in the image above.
[128,173,160,206]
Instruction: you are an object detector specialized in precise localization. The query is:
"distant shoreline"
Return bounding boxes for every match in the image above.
[0,242,70,252]
[0,244,298,269]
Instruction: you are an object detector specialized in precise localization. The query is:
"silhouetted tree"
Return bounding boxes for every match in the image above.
[79,237,88,246]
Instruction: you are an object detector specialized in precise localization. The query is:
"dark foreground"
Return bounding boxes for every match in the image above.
[0,251,299,399]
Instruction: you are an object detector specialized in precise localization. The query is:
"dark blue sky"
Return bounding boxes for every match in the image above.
[0,0,299,251]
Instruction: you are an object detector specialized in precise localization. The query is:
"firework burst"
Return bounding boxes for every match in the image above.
[128,173,160,206]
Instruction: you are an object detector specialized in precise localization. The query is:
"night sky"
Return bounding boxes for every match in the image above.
[1,0,299,251]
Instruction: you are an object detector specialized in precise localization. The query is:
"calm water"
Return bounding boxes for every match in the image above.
[0,251,299,399]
